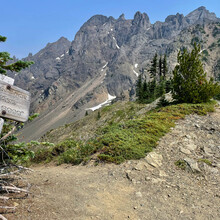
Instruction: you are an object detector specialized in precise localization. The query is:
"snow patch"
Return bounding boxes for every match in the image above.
[66,51,69,54]
[146,28,150,31]
[102,62,108,69]
[133,69,139,77]
[56,57,61,61]
[199,49,205,54]
[113,37,120,49]
[60,54,64,57]
[135,63,138,68]
[111,28,113,31]
[31,76,35,80]
[86,93,116,111]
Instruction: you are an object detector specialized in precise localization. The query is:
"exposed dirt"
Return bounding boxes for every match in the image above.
[6,105,220,220]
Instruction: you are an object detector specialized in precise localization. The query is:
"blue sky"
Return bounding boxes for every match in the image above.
[1,0,220,58]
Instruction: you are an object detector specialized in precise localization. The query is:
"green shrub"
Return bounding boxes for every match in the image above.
[198,158,212,166]
[175,160,187,169]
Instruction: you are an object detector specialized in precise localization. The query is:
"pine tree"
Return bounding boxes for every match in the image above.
[172,43,220,103]
[0,35,33,75]
[149,53,158,78]
[159,55,162,78]
[97,111,101,120]
[162,54,168,78]
[136,74,143,102]
[142,79,150,100]
[149,79,156,99]
[155,79,166,98]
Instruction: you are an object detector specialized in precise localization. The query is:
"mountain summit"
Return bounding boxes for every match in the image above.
[186,6,220,24]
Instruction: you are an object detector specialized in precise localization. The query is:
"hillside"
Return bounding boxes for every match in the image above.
[10,6,220,142]
[10,102,220,220]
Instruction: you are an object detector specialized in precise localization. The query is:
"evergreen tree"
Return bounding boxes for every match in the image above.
[149,79,156,100]
[149,53,158,78]
[0,35,33,74]
[97,111,101,120]
[136,74,143,102]
[155,79,166,98]
[85,111,88,116]
[165,79,173,93]
[142,79,150,100]
[172,43,220,103]
[162,54,168,78]
[159,55,162,78]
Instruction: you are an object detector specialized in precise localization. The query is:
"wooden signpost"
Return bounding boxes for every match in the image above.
[0,74,31,134]
[0,118,3,134]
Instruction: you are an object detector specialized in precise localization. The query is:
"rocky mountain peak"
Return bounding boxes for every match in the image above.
[165,13,185,23]
[85,14,109,26]
[132,11,151,28]
[118,13,125,21]
[186,6,219,24]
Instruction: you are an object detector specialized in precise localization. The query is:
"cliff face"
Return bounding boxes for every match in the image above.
[12,7,220,141]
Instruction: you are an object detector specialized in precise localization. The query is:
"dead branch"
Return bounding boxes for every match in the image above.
[0,126,16,142]
[0,196,9,201]
[0,206,16,210]
[0,170,20,178]
[0,214,7,220]
[0,186,29,193]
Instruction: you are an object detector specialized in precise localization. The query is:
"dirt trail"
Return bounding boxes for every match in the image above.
[10,106,220,220]
[14,165,138,220]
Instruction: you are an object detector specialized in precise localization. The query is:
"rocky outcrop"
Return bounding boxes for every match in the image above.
[186,6,220,24]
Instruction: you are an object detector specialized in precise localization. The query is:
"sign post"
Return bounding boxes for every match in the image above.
[0,81,31,122]
[0,118,4,134]
[0,74,30,137]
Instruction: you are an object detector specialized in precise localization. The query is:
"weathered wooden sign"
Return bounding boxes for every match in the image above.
[0,74,14,85]
[0,81,31,122]
[0,118,4,134]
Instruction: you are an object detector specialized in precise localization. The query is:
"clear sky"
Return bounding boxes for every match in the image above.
[1,0,220,58]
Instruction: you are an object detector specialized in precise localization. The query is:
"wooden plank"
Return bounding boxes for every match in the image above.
[0,81,30,122]
[0,118,4,134]
[0,74,14,85]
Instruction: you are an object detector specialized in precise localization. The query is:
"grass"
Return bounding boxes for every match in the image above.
[32,101,216,165]
[175,160,187,170]
[198,158,212,166]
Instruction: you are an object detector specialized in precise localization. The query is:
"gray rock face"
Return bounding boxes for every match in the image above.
[14,7,220,141]
[186,6,220,24]
[8,37,71,112]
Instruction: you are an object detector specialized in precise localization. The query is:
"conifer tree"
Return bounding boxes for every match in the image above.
[149,53,158,78]
[136,74,143,101]
[0,35,33,74]
[142,79,150,100]
[162,54,168,78]
[172,43,220,103]
[159,55,162,78]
